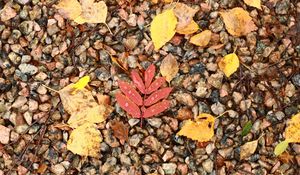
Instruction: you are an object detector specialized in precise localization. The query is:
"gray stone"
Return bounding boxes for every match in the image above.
[147,118,162,128]
[292,74,300,87]
[19,64,38,75]
[129,134,142,147]
[19,21,34,35]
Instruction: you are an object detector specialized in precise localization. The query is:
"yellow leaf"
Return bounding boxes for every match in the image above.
[72,75,90,91]
[240,139,258,159]
[55,0,82,20]
[58,83,113,128]
[67,123,101,157]
[190,30,212,47]
[173,3,198,31]
[285,112,300,143]
[176,20,199,35]
[274,140,289,156]
[160,54,179,82]
[218,53,240,77]
[244,0,261,10]
[74,0,107,24]
[150,9,177,50]
[220,7,257,37]
[177,113,215,142]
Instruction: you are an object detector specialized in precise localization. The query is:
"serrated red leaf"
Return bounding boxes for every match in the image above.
[131,70,146,94]
[118,80,143,106]
[146,77,166,94]
[144,87,172,106]
[144,64,155,88]
[143,100,170,118]
[116,93,141,118]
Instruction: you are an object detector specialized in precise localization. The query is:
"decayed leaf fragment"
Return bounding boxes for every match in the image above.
[110,120,129,145]
[284,112,300,143]
[177,113,215,142]
[190,30,212,47]
[219,7,257,37]
[218,53,240,77]
[74,0,107,24]
[67,123,101,157]
[240,139,258,159]
[160,54,179,82]
[173,3,198,31]
[55,0,82,20]
[176,20,199,35]
[59,83,113,128]
[244,0,261,10]
[150,9,177,50]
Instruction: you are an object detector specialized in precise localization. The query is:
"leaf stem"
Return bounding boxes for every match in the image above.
[42,84,59,93]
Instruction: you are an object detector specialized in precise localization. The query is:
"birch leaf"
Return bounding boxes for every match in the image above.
[150,9,177,50]
[240,139,258,160]
[285,112,300,143]
[244,0,262,10]
[190,30,212,47]
[274,140,289,156]
[176,20,199,35]
[160,54,179,82]
[218,53,240,77]
[74,0,107,24]
[67,123,101,157]
[55,0,82,20]
[173,3,198,31]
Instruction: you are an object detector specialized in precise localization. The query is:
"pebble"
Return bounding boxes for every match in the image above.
[0,5,17,21]
[175,93,195,107]
[143,136,161,152]
[128,119,139,127]
[129,134,142,147]
[12,96,27,108]
[0,125,11,144]
[202,159,214,173]
[23,111,32,125]
[147,118,162,128]
[162,150,174,162]
[28,99,38,112]
[162,163,177,175]
[120,154,131,166]
[211,102,226,115]
[19,64,38,75]
[50,164,66,175]
[16,0,31,5]
[208,72,223,89]
[127,14,137,26]
[292,74,300,87]
[102,157,117,173]
[19,21,34,35]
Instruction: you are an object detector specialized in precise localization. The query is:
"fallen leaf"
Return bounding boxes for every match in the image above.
[173,3,198,31]
[190,30,212,47]
[150,9,177,50]
[59,83,113,128]
[71,75,90,94]
[74,0,107,24]
[177,113,215,142]
[218,53,240,77]
[37,164,48,174]
[67,123,101,157]
[143,100,170,118]
[146,77,166,94]
[220,7,257,37]
[244,0,261,10]
[0,4,17,21]
[160,54,179,82]
[176,20,199,35]
[241,121,252,136]
[55,0,82,20]
[111,56,128,72]
[274,140,289,156]
[240,139,258,159]
[285,112,300,143]
[53,123,73,131]
[278,152,295,163]
[110,120,129,145]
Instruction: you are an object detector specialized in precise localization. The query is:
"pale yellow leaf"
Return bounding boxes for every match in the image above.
[240,139,258,159]
[220,7,257,37]
[218,53,240,77]
[244,0,261,10]
[74,0,107,24]
[173,3,198,31]
[176,20,199,35]
[160,54,179,82]
[67,123,101,157]
[285,112,300,143]
[190,30,212,47]
[55,0,82,20]
[71,75,90,93]
[274,140,289,156]
[177,113,215,142]
[150,9,177,50]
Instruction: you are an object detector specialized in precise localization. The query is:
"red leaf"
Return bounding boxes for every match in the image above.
[118,80,143,106]
[131,70,146,94]
[143,100,170,118]
[116,93,141,118]
[144,64,155,88]
[146,77,166,94]
[144,87,172,106]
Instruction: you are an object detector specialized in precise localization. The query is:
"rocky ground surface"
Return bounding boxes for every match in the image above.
[0,0,300,174]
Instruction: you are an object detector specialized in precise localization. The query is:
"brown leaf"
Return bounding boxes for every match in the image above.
[160,54,179,82]
[173,3,199,31]
[110,120,129,145]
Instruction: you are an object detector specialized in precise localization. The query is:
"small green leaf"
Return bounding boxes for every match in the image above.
[274,140,289,156]
[241,121,252,136]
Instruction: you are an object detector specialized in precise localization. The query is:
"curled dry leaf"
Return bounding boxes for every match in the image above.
[176,20,199,35]
[74,0,107,24]
[240,139,258,160]
[173,3,198,31]
[218,53,240,77]
[110,120,129,145]
[150,9,177,50]
[55,0,82,20]
[160,54,179,82]
[244,0,261,10]
[220,7,257,37]
[190,30,212,47]
[177,113,215,142]
[67,123,101,157]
